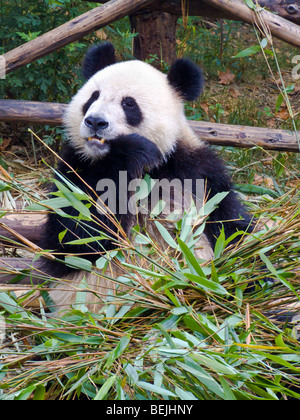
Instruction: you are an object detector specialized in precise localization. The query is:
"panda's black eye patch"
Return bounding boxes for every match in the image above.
[82,90,100,115]
[122,97,137,108]
[121,96,143,127]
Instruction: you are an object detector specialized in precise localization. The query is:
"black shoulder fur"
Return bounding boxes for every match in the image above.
[150,144,253,247]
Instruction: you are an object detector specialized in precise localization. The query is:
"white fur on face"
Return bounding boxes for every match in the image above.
[64,61,191,160]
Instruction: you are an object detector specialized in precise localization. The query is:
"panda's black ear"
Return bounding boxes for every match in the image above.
[82,42,116,80]
[167,59,204,101]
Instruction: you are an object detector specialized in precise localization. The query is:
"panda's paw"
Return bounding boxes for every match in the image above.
[133,134,163,165]
[114,134,163,168]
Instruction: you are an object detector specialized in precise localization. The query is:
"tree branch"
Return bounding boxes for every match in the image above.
[3,0,156,75]
[201,0,300,47]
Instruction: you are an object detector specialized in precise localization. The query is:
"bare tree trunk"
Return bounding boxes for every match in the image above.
[130,10,179,68]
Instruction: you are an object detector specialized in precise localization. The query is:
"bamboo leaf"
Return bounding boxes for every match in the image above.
[244,0,255,9]
[52,179,91,219]
[65,234,108,245]
[0,292,28,317]
[236,184,279,198]
[154,221,178,249]
[64,256,92,272]
[178,238,206,277]
[94,375,117,400]
[233,44,261,58]
[260,252,300,299]
[201,192,229,217]
[104,335,131,370]
[136,381,177,397]
[184,273,228,295]
[214,226,226,259]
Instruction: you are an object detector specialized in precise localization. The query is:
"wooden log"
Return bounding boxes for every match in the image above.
[86,0,300,24]
[0,257,44,285]
[0,100,299,152]
[0,100,66,126]
[190,121,300,152]
[201,0,300,47]
[259,0,300,25]
[0,212,47,247]
[0,100,65,125]
[3,0,156,75]
[2,0,300,78]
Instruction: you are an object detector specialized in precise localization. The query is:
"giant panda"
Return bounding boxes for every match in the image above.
[40,42,253,312]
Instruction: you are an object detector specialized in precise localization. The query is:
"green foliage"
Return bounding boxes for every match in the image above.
[177,17,297,83]
[0,0,94,102]
[0,1,135,103]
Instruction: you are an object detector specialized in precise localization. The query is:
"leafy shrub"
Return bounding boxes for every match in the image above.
[0,0,100,102]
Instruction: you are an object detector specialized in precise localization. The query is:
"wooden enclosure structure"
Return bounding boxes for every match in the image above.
[0,100,299,152]
[2,0,300,75]
[0,0,300,286]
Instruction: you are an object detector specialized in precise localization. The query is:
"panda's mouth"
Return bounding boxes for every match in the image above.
[84,135,110,159]
[87,136,106,145]
[86,136,109,150]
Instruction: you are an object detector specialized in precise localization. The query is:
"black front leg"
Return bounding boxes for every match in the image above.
[107,134,163,179]
[40,135,163,276]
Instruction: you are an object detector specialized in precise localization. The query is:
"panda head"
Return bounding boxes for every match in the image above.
[64,42,204,161]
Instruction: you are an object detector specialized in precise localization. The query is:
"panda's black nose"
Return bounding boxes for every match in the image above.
[84,116,109,132]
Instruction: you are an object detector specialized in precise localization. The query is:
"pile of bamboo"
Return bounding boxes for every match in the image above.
[0,0,299,286]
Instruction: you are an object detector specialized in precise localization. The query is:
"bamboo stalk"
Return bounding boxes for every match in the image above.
[3,0,156,75]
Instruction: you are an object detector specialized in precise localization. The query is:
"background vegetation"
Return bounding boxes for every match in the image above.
[0,0,299,400]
